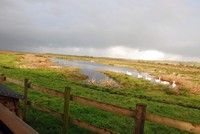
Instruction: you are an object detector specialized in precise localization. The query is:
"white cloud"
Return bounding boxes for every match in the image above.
[106,46,165,60]
[37,45,200,62]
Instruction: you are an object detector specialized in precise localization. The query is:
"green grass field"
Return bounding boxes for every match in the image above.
[1,51,200,134]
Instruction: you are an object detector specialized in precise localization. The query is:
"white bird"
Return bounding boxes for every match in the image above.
[137,73,143,78]
[161,81,170,85]
[145,75,152,81]
[89,79,96,84]
[172,81,176,88]
[155,77,161,83]
[126,71,132,76]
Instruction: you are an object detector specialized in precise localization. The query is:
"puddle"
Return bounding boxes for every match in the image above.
[51,58,156,84]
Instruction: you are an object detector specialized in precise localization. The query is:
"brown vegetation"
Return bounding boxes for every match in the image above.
[161,74,200,94]
[18,54,60,69]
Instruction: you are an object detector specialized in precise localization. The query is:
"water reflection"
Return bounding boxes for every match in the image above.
[51,58,155,83]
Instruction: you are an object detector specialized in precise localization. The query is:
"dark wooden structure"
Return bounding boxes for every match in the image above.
[0,84,23,117]
[0,103,38,134]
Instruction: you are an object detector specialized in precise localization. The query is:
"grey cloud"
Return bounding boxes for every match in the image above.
[0,0,200,58]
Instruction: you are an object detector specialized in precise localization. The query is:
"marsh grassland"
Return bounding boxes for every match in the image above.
[1,51,200,134]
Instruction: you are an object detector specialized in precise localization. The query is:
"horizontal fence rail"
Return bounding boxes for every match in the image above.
[71,95,135,117]
[71,119,117,134]
[7,77,64,97]
[5,77,136,117]
[31,103,117,134]
[146,113,200,134]
[1,75,200,134]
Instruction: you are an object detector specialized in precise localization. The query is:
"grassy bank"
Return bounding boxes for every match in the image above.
[1,52,200,134]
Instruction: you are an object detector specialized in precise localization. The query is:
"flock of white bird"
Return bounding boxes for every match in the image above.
[154,77,177,88]
[126,71,176,88]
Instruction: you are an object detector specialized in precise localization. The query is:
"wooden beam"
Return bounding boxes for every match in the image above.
[31,99,116,134]
[31,103,63,118]
[71,119,117,134]
[0,74,6,83]
[63,87,71,134]
[6,77,64,98]
[31,104,117,134]
[0,103,38,134]
[134,104,147,134]
[31,84,64,98]
[146,113,200,134]
[23,78,29,121]
[71,95,135,117]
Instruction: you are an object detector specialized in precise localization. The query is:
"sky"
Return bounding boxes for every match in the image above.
[0,0,200,61]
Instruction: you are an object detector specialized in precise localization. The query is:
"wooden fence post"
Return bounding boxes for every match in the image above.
[63,87,71,134]
[134,104,147,134]
[23,78,30,121]
[0,74,6,82]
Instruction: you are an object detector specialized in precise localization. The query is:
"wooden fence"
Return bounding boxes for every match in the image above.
[1,74,200,134]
